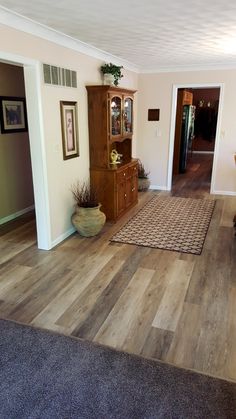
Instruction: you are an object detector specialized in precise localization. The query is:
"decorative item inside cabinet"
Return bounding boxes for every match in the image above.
[109,138,132,165]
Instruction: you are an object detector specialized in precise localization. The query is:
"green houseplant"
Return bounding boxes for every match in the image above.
[71,181,106,237]
[100,62,123,86]
[138,159,150,192]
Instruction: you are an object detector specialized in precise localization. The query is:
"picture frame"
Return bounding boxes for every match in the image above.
[0,96,28,134]
[60,100,79,160]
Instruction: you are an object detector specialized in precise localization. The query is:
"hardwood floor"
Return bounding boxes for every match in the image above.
[172,152,214,198]
[0,157,236,383]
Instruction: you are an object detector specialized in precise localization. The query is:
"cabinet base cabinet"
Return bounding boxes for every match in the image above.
[90,160,138,221]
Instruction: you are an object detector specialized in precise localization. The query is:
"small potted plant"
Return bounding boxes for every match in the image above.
[71,181,106,237]
[100,62,123,86]
[138,159,150,191]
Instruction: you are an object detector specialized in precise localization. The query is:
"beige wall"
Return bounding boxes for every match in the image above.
[138,71,236,193]
[0,62,34,221]
[0,24,138,245]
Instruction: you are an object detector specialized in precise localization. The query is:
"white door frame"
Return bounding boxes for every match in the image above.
[167,82,224,194]
[0,51,51,250]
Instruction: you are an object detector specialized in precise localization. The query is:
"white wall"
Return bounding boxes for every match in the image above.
[137,71,236,194]
[0,24,138,247]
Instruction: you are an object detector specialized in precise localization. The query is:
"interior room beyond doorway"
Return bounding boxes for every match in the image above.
[172,86,220,194]
[0,62,35,237]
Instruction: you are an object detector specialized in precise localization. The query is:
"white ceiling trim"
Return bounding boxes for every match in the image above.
[0,6,139,73]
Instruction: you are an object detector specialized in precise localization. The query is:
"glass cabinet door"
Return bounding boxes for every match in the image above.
[111,96,122,136]
[123,97,133,134]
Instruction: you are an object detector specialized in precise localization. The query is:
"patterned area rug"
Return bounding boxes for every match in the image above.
[111,196,215,255]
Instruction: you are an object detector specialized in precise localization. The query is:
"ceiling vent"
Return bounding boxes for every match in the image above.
[43,64,77,88]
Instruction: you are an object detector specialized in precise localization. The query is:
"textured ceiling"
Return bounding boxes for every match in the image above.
[1,0,236,72]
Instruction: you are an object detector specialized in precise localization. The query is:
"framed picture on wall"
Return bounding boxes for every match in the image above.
[0,96,28,134]
[60,100,79,160]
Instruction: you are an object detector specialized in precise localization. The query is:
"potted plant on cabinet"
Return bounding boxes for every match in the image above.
[71,181,106,237]
[138,160,150,191]
[100,62,123,86]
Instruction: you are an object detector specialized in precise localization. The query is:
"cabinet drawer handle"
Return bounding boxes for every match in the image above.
[123,173,126,176]
[124,193,127,197]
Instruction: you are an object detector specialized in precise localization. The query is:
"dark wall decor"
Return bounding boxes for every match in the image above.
[0,96,28,134]
[148,109,160,121]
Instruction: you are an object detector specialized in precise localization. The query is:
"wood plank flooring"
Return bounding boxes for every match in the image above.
[0,155,236,382]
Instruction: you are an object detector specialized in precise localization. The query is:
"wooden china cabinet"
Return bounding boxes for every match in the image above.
[86,85,138,221]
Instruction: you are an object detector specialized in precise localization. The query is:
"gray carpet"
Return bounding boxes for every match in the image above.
[0,319,236,419]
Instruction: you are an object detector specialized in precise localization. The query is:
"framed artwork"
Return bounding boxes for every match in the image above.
[0,96,28,133]
[60,101,79,160]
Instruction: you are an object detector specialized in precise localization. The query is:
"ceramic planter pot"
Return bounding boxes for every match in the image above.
[71,204,106,237]
[138,177,150,192]
[103,73,115,85]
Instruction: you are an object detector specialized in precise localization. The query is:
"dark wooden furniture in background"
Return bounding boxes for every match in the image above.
[86,85,138,221]
[173,89,193,175]
[234,154,236,236]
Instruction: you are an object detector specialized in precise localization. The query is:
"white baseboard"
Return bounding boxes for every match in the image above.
[150,185,170,191]
[51,226,76,248]
[212,190,236,196]
[0,205,35,225]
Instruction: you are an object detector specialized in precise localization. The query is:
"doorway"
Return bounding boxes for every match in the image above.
[167,83,223,194]
[0,52,51,250]
[0,62,36,238]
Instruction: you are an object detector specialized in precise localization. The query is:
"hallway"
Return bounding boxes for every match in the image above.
[172,153,213,198]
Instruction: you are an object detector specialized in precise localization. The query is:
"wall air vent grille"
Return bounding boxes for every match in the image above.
[43,64,77,88]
